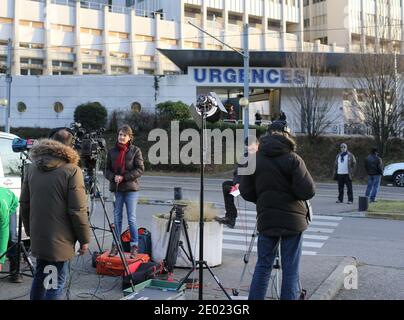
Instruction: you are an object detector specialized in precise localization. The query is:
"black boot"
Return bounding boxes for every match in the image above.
[9,258,23,283]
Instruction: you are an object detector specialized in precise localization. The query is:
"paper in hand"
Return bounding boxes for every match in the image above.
[230,185,240,197]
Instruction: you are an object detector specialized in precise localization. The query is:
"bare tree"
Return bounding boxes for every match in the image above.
[286,52,340,141]
[344,49,404,156]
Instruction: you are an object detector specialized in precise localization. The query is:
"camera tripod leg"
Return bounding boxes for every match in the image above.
[232,224,258,296]
[203,261,232,300]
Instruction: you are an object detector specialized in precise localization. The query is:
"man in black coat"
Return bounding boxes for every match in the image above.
[240,120,315,300]
[215,136,259,228]
[364,147,383,202]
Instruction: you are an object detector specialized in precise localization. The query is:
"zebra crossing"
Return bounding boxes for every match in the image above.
[222,209,342,256]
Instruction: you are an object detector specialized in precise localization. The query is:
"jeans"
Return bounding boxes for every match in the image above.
[248,233,303,300]
[30,259,68,300]
[222,181,237,221]
[365,175,381,202]
[114,191,139,247]
[337,174,353,202]
[7,212,18,260]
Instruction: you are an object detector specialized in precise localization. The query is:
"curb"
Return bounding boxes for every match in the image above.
[309,256,357,300]
[366,212,404,220]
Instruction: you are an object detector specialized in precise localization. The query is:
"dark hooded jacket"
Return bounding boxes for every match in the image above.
[20,139,90,262]
[240,133,315,236]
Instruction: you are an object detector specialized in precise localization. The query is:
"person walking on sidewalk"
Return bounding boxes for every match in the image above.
[105,125,144,259]
[215,136,259,228]
[364,147,383,203]
[240,120,315,300]
[333,143,356,204]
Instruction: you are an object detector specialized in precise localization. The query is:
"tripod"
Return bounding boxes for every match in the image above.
[0,152,34,281]
[179,105,232,300]
[81,158,135,293]
[231,223,281,299]
[163,204,195,274]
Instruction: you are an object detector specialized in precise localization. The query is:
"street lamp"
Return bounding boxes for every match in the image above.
[0,98,8,106]
[239,97,249,108]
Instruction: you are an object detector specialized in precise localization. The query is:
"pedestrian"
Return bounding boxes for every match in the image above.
[364,147,383,203]
[333,143,356,204]
[215,136,259,228]
[279,111,286,121]
[240,120,315,300]
[255,110,262,126]
[105,124,144,258]
[0,187,19,274]
[20,129,91,300]
[228,105,236,121]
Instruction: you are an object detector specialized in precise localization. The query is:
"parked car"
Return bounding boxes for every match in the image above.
[383,162,404,187]
[0,131,28,239]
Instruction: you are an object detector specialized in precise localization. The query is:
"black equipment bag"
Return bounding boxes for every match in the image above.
[122,261,163,290]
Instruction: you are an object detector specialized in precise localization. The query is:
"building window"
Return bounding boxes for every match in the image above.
[51,24,74,32]
[20,42,44,49]
[161,38,178,46]
[81,49,102,56]
[313,0,326,3]
[184,41,201,49]
[20,20,44,29]
[17,102,27,113]
[138,68,154,75]
[51,46,74,53]
[80,27,102,36]
[135,35,154,42]
[0,17,13,24]
[111,66,130,74]
[54,102,64,113]
[110,52,129,58]
[53,71,74,75]
[304,18,310,27]
[82,63,103,74]
[21,68,43,75]
[131,102,142,113]
[109,31,129,39]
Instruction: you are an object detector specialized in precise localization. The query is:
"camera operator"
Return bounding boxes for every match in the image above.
[0,187,19,274]
[240,120,315,300]
[105,125,144,259]
[20,128,90,300]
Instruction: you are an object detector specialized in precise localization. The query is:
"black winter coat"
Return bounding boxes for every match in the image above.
[239,133,315,236]
[105,144,145,192]
[364,154,383,176]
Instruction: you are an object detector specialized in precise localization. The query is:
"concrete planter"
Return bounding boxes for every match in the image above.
[151,214,223,267]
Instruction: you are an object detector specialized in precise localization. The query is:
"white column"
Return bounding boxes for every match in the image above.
[243,0,249,25]
[374,0,380,53]
[298,0,304,51]
[43,0,52,75]
[74,0,83,75]
[401,1,404,53]
[281,0,287,50]
[360,0,366,53]
[154,13,163,75]
[130,9,138,74]
[222,0,229,47]
[103,6,111,75]
[201,0,208,49]
[12,0,20,75]
[262,0,268,50]
[179,0,185,49]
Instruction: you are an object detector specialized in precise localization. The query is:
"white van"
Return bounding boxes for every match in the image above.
[0,131,22,197]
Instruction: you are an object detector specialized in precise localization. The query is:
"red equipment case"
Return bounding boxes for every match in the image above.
[96,251,150,276]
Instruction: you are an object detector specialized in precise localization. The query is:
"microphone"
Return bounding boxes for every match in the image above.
[116,167,122,192]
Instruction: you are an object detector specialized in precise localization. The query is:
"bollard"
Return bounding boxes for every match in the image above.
[358,196,368,211]
[174,187,183,201]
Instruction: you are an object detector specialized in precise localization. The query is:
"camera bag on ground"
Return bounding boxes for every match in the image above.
[122,261,165,290]
[121,227,152,255]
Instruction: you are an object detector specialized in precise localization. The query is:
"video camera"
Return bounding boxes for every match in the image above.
[11,138,37,153]
[70,122,106,163]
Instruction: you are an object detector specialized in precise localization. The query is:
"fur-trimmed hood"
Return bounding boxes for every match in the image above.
[29,139,80,171]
